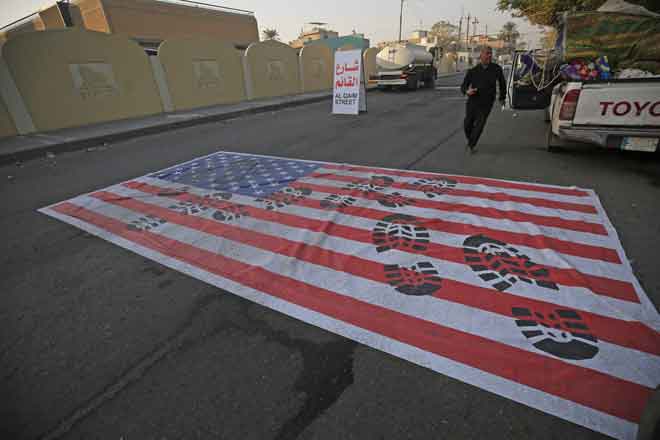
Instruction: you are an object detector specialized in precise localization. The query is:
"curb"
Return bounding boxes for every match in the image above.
[0,93,332,166]
[436,72,464,78]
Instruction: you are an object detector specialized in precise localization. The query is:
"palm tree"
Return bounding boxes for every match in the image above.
[499,21,520,49]
[262,28,279,41]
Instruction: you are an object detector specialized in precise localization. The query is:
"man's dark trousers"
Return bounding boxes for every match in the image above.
[464,97,493,148]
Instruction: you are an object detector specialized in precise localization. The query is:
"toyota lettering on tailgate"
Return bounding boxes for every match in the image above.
[600,101,660,117]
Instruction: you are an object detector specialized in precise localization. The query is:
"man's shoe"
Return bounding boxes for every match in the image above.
[471,144,479,153]
[466,143,473,153]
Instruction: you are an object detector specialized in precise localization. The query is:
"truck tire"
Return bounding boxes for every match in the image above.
[407,74,419,91]
[424,71,435,88]
[546,125,563,152]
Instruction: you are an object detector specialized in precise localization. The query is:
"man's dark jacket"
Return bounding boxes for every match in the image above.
[461,63,507,104]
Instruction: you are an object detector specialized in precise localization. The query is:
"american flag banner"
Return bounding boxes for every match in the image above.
[40,151,660,439]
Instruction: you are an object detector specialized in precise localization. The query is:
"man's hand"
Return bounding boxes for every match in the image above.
[467,87,478,96]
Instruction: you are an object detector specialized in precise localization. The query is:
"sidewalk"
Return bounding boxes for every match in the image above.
[0,91,332,165]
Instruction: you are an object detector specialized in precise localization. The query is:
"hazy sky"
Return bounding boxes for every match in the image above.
[0,0,543,46]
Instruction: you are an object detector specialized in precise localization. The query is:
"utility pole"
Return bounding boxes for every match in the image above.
[457,15,463,49]
[473,17,479,42]
[465,13,471,48]
[398,0,405,42]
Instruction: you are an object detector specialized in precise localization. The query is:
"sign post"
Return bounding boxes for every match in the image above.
[332,49,367,115]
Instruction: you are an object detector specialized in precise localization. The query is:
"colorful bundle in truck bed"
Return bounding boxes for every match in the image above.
[561,11,660,74]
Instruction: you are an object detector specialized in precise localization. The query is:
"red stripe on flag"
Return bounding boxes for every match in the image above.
[49,201,652,424]
[321,163,592,197]
[123,180,656,354]
[285,183,621,265]
[300,179,608,236]
[311,171,599,215]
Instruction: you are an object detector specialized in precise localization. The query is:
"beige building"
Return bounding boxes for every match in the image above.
[289,26,339,49]
[1,0,259,50]
[470,34,507,50]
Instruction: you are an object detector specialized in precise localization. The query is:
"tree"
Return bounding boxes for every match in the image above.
[262,28,279,41]
[498,21,521,49]
[496,0,659,27]
[540,27,558,49]
[430,20,459,48]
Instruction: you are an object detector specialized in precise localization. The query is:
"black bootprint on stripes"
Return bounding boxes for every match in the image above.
[372,214,430,253]
[376,192,415,209]
[412,178,458,198]
[320,194,357,210]
[168,201,210,216]
[127,214,167,232]
[212,204,250,223]
[204,192,233,202]
[512,307,599,360]
[383,262,443,296]
[463,235,559,292]
[345,176,395,194]
[256,187,312,211]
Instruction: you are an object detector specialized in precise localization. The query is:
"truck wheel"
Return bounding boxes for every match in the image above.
[546,126,563,153]
[407,75,419,91]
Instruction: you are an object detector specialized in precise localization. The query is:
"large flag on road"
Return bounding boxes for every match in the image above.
[40,151,660,440]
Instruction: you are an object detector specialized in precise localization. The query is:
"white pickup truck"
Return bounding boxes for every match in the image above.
[507,51,660,153]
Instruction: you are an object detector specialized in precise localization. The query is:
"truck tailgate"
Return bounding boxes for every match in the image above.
[573,81,660,127]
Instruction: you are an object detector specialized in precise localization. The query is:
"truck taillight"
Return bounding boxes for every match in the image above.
[559,89,581,121]
[400,73,408,79]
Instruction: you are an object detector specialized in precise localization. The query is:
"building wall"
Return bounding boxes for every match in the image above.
[290,29,339,48]
[1,29,163,132]
[1,18,42,41]
[0,96,17,139]
[245,40,301,100]
[71,0,259,48]
[70,0,111,33]
[158,38,246,111]
[38,4,67,29]
[307,35,370,53]
[299,45,332,93]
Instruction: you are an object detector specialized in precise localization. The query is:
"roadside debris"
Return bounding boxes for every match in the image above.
[617,68,660,79]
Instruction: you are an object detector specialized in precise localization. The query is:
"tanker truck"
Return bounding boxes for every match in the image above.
[372,43,437,91]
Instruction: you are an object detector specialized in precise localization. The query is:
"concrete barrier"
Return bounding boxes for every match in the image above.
[244,40,300,100]
[0,97,17,139]
[363,48,379,89]
[158,38,246,111]
[299,45,333,93]
[0,29,163,133]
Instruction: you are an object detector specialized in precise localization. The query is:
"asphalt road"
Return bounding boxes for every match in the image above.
[2,73,659,440]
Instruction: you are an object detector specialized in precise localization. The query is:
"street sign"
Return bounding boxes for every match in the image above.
[332,49,367,115]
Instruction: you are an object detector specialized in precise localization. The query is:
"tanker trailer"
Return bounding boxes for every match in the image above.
[372,43,436,90]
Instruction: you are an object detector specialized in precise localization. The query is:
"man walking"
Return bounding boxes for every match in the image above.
[461,46,507,153]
